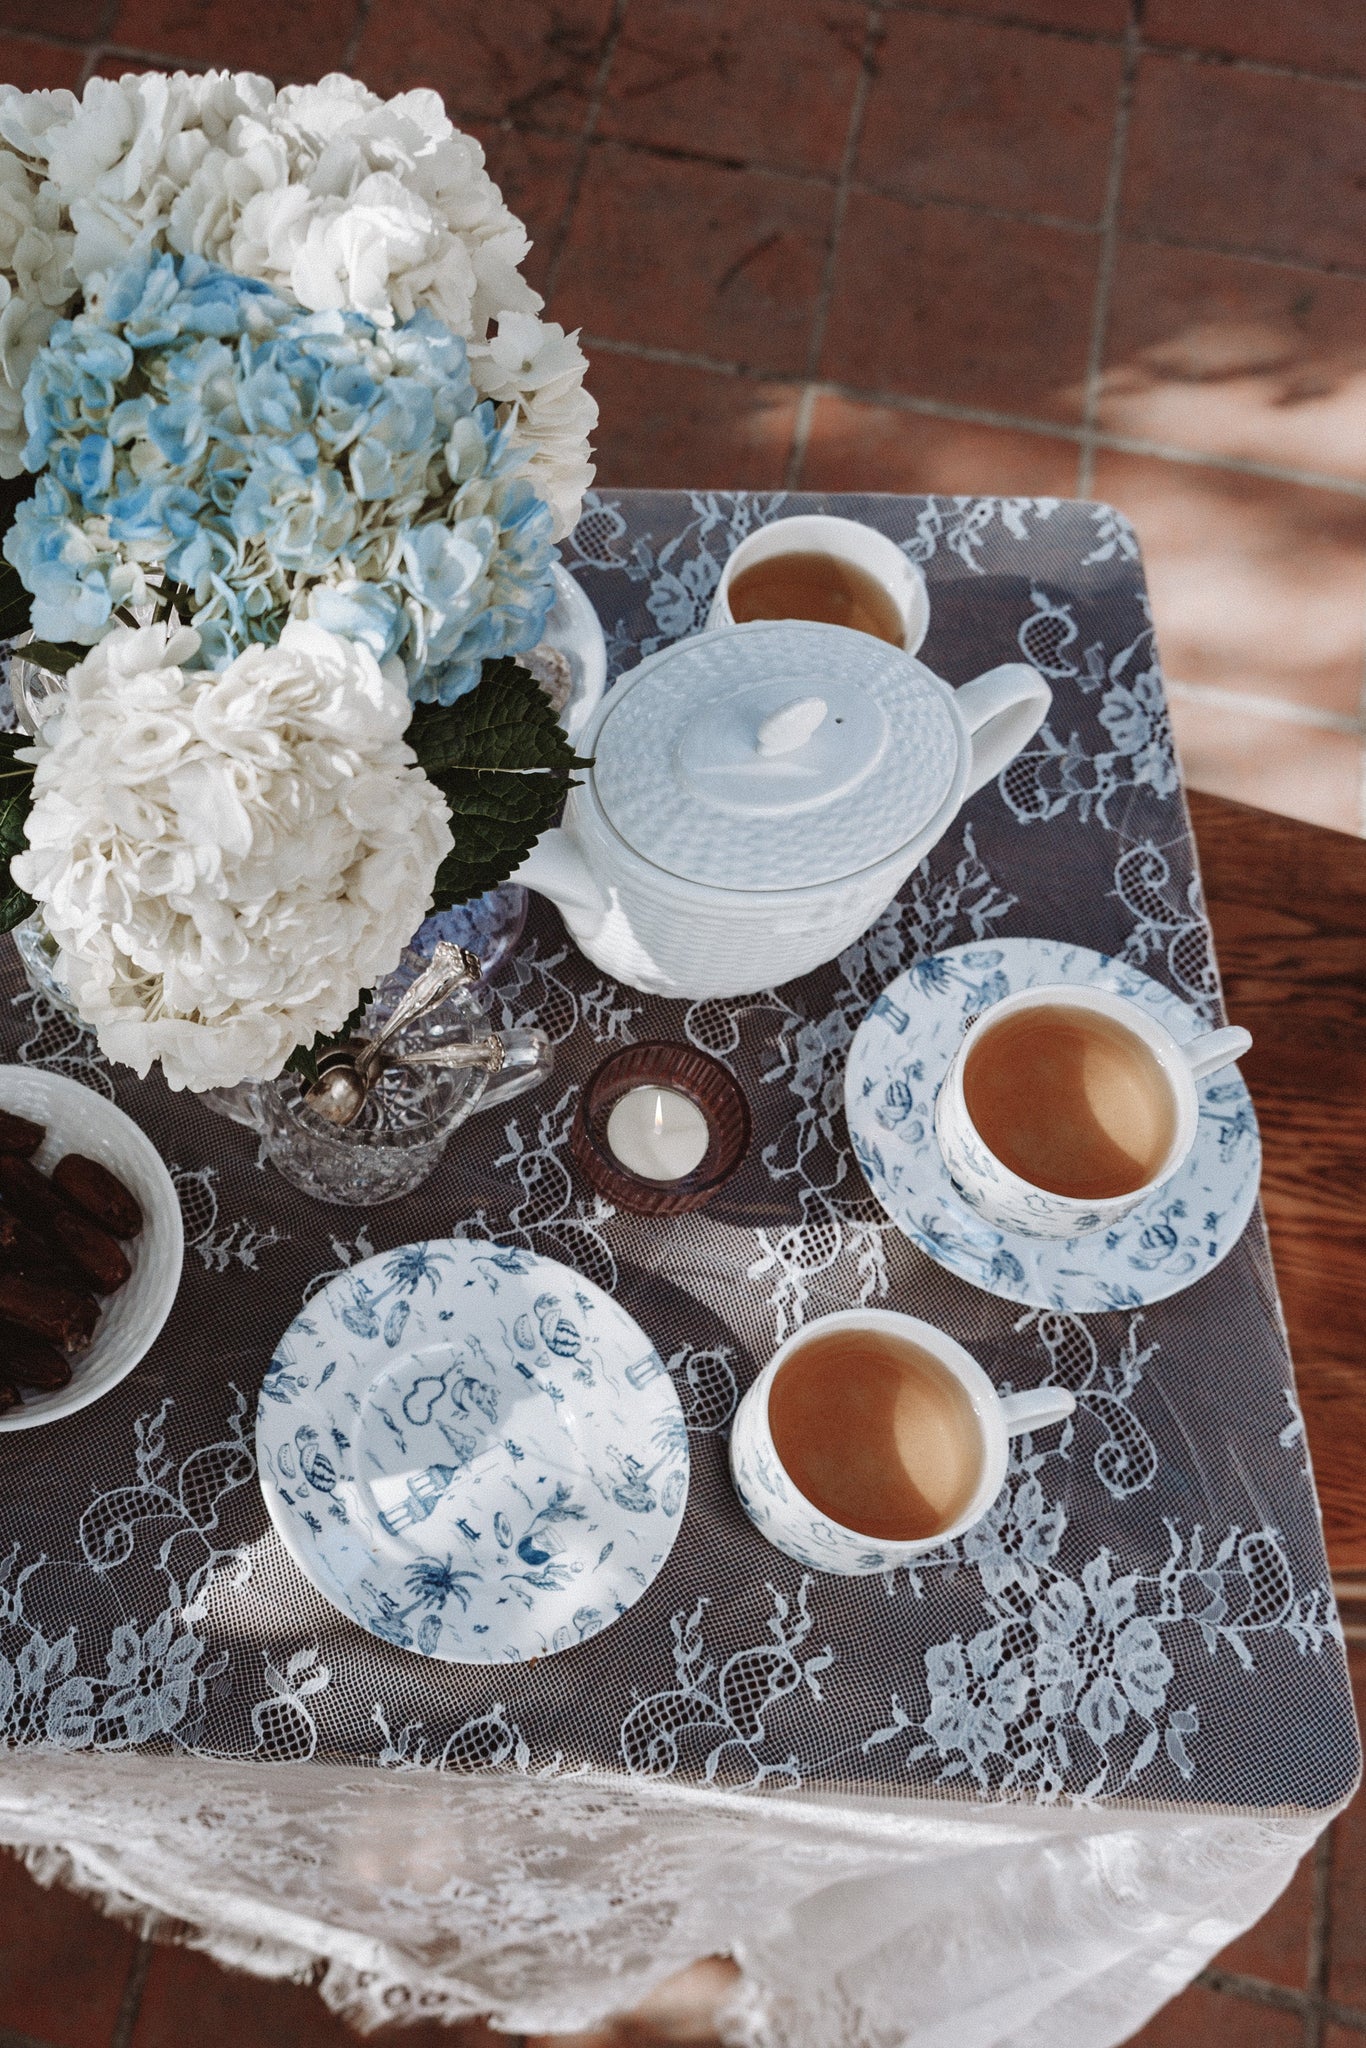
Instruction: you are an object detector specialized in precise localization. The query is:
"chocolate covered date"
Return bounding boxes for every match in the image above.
[0,1110,44,1156]
[0,1275,99,1351]
[0,1208,80,1284]
[52,1154,143,1238]
[46,1208,131,1294]
[0,1323,72,1390]
[0,1380,19,1415]
[0,1153,69,1230]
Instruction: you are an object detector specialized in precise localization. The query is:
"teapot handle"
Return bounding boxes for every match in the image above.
[474,1028,555,1112]
[955,663,1052,798]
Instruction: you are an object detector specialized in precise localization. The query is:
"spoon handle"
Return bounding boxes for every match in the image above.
[380,1037,507,1075]
[357,943,481,1080]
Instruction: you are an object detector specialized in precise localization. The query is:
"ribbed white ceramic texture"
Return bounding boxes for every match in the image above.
[590,620,962,890]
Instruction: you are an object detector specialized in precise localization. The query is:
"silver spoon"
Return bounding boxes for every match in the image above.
[304,943,483,1126]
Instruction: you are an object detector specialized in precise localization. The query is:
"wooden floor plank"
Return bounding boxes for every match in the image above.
[1188,790,1366,1578]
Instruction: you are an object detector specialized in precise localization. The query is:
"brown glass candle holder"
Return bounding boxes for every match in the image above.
[570,1041,751,1216]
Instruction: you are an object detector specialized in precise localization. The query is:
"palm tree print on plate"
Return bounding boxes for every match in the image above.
[256,1239,690,1663]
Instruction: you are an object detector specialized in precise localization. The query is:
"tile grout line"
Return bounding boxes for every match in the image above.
[1116,223,1366,283]
[109,1936,153,2048]
[1303,1821,1336,2048]
[1138,36,1366,93]
[870,0,1366,88]
[540,0,627,306]
[7,7,1366,93]
[580,333,1366,500]
[784,2,883,490]
[1165,679,1364,738]
[1195,1967,1366,2035]
[1197,1966,1309,2015]
[1077,0,1141,498]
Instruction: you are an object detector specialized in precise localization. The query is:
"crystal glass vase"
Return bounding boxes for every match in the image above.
[9,918,552,1206]
[11,911,83,1023]
[200,956,553,1206]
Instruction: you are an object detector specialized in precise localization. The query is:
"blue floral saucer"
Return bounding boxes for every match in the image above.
[844,939,1261,1313]
[257,1240,689,1663]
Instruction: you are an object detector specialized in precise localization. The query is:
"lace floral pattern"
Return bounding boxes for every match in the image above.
[0,493,1355,2048]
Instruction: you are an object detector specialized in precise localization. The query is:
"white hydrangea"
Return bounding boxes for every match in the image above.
[0,70,594,532]
[13,619,454,1092]
[0,140,77,473]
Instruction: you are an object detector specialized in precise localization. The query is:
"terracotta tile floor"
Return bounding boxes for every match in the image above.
[0,3,1362,2045]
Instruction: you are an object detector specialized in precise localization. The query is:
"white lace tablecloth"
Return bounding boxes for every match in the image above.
[0,491,1356,2048]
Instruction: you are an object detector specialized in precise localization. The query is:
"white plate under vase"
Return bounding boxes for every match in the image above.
[256,1239,689,1662]
[844,937,1262,1314]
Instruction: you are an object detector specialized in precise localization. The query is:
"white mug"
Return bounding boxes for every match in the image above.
[707,513,931,653]
[728,1309,1075,1576]
[934,983,1253,1241]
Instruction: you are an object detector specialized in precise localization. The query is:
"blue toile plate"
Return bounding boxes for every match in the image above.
[844,938,1262,1314]
[256,1239,688,1663]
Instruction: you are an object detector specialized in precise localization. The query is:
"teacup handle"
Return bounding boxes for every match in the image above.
[1000,1387,1077,1437]
[955,663,1053,797]
[1182,1025,1252,1082]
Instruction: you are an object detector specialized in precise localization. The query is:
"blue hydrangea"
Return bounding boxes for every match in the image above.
[6,249,556,701]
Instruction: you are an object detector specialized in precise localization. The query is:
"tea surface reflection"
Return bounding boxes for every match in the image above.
[726,550,905,644]
[767,1325,982,1541]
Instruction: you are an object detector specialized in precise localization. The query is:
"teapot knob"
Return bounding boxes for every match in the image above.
[755,695,828,756]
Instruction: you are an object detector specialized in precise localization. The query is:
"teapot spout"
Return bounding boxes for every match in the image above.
[510,827,608,940]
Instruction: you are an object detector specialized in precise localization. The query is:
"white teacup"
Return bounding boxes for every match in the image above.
[706,513,930,653]
[728,1309,1075,1577]
[934,982,1252,1241]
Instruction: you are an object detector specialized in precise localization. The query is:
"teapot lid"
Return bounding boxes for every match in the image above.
[590,620,964,892]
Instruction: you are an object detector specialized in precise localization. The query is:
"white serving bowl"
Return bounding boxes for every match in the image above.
[0,1067,183,1431]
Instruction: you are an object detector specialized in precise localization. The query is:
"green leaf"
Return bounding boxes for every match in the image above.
[408,656,590,910]
[407,656,588,780]
[20,638,88,676]
[427,765,574,910]
[0,729,35,933]
[0,556,31,644]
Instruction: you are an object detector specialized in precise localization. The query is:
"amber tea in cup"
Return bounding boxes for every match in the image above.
[962,1001,1178,1201]
[726,551,905,646]
[766,1322,984,1541]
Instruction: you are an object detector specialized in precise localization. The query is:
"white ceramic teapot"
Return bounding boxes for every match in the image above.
[512,619,1050,1000]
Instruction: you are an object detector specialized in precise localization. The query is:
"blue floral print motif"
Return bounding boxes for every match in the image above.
[256,1240,689,1664]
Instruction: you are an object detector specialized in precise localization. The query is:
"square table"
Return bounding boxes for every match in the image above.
[0,490,1356,2048]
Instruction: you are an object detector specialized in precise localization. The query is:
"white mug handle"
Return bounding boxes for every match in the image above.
[1182,1025,1252,1082]
[955,663,1053,797]
[999,1387,1077,1437]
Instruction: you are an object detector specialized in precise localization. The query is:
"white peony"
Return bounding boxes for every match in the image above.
[0,69,594,529]
[13,619,454,1092]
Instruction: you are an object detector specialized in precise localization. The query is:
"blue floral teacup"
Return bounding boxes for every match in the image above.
[933,982,1251,1241]
[729,1308,1075,1577]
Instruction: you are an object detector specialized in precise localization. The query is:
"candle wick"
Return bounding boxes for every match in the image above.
[653,1092,664,1137]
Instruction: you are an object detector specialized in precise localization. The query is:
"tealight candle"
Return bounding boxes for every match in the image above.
[605,1085,710,1182]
